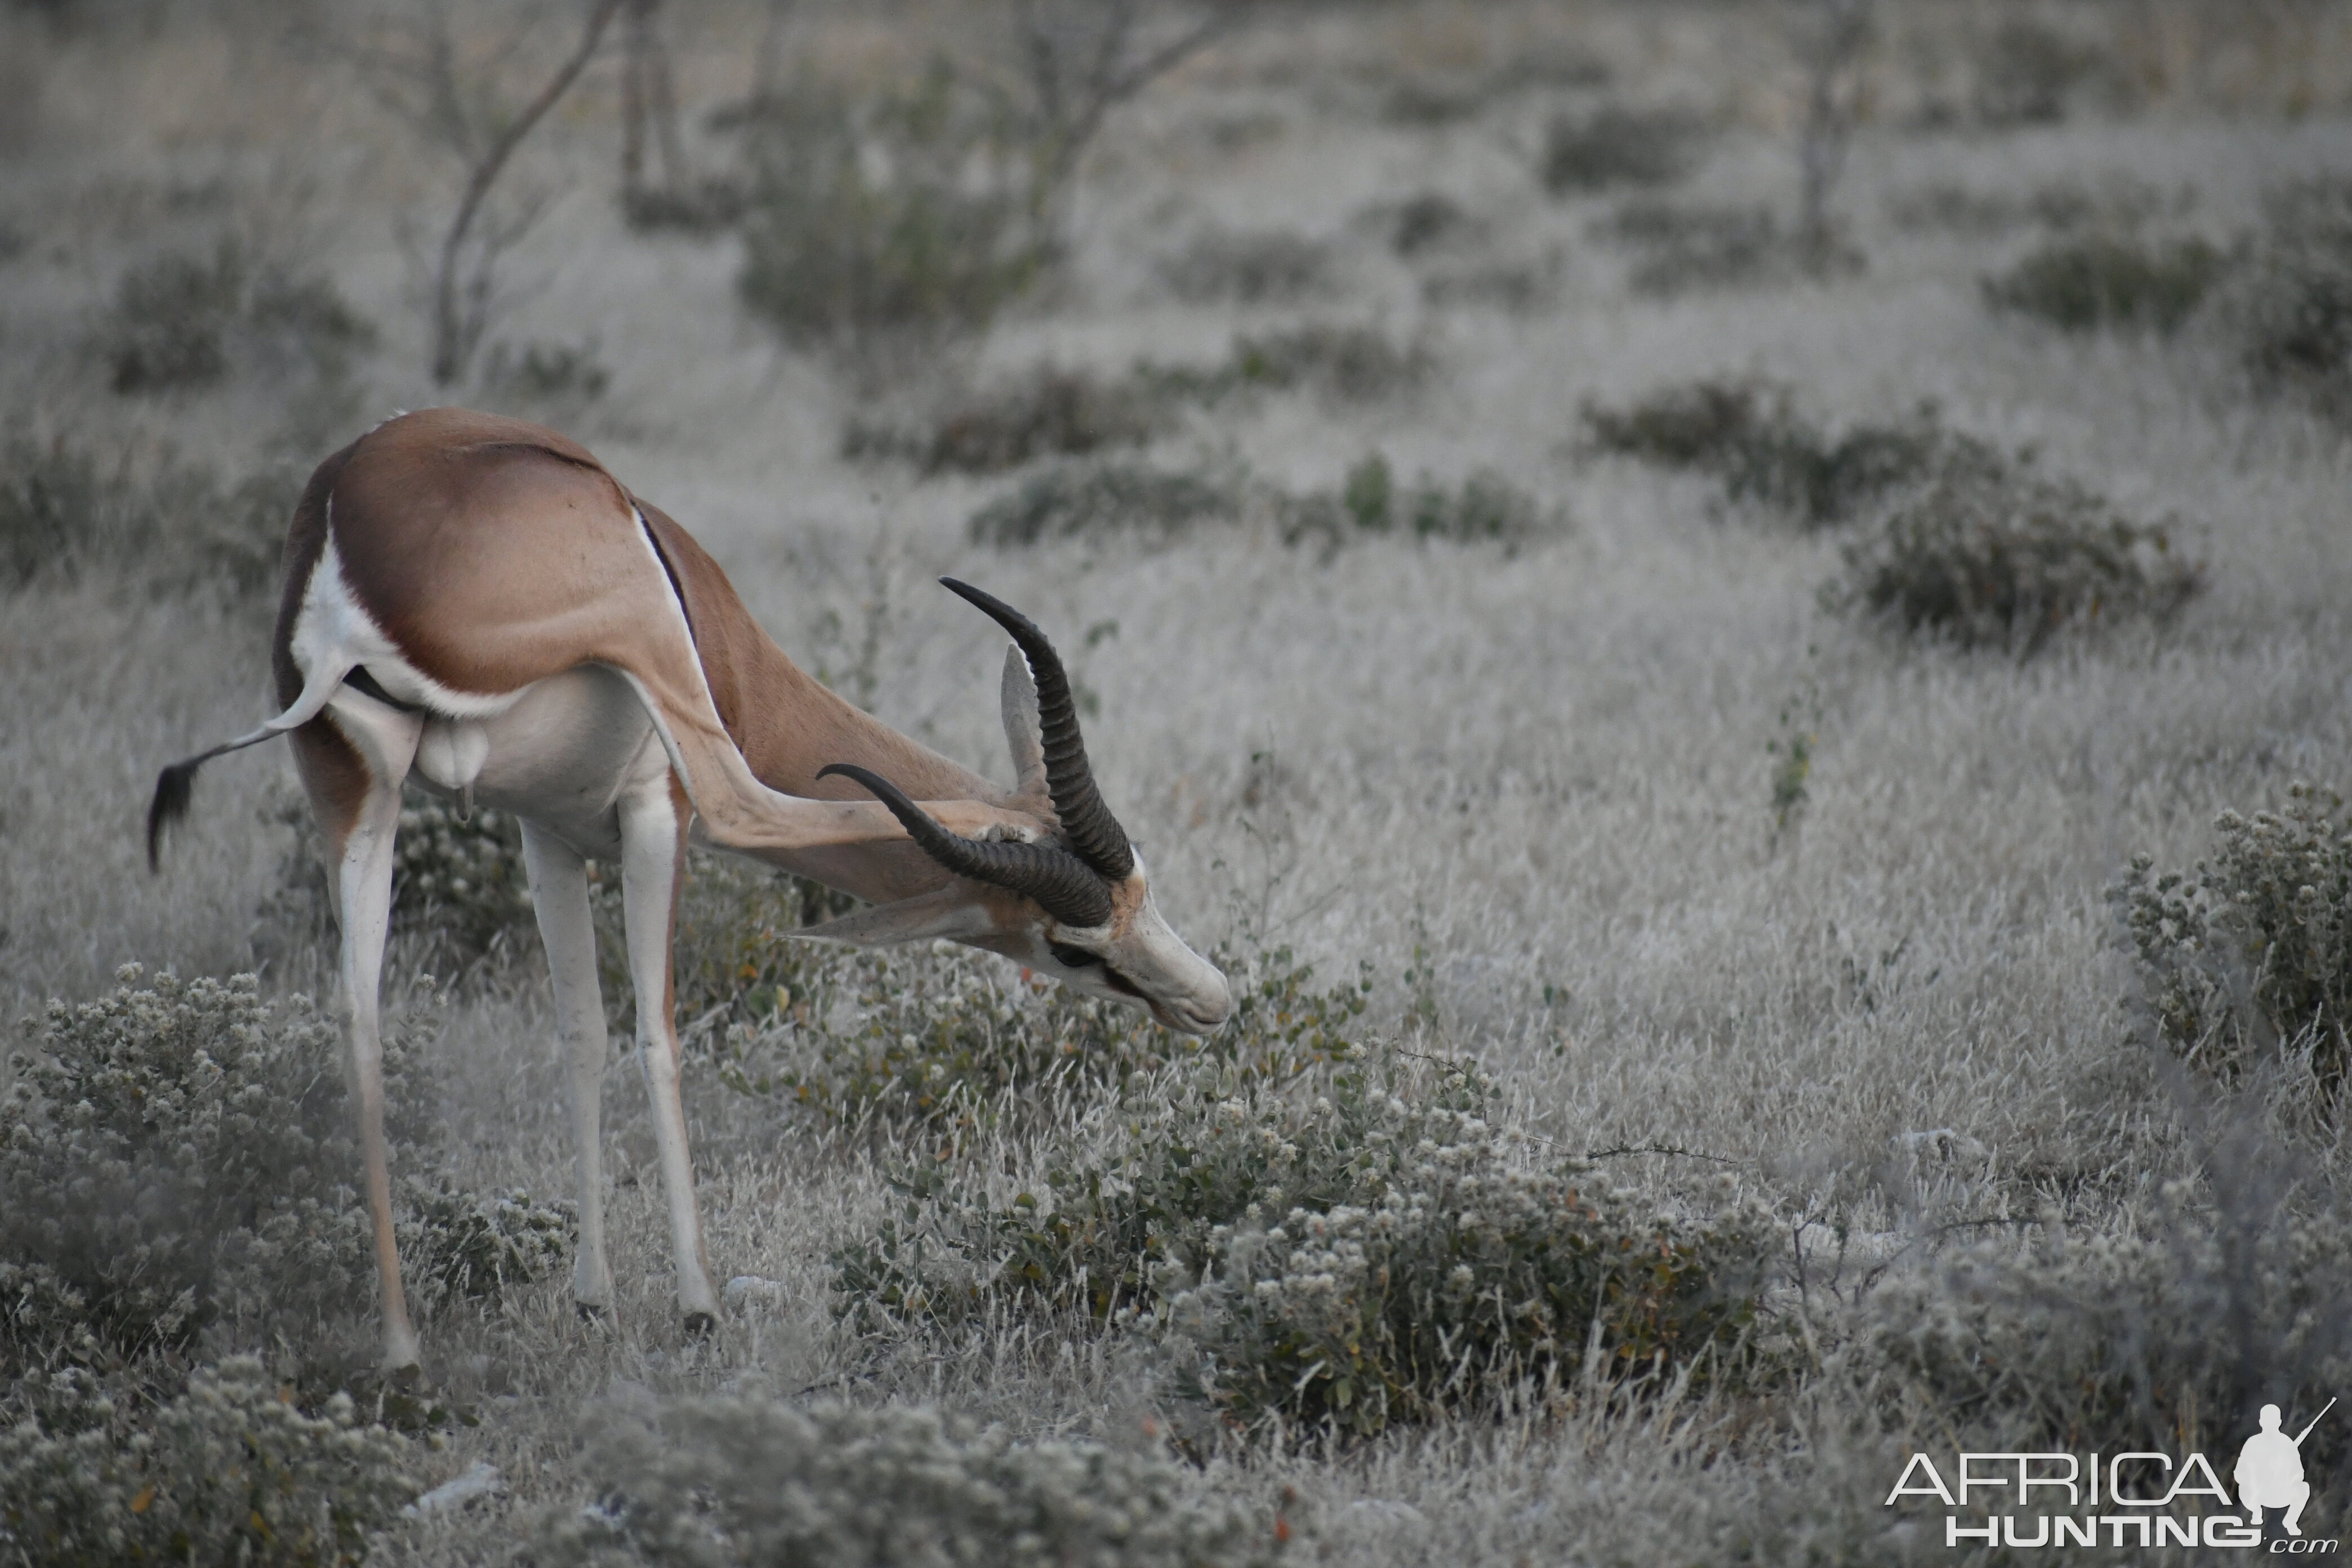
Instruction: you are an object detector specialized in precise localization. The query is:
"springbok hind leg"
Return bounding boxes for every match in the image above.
[519,822,617,1316]
[331,767,424,1374]
[617,778,721,1330]
[298,694,425,1374]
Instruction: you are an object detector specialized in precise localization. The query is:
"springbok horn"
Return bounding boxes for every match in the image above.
[817,763,1114,929]
[938,578,1136,881]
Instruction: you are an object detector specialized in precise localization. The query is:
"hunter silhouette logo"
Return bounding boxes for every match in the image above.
[2238,1400,2335,1539]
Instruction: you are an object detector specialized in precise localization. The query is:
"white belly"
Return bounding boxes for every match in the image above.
[399,665,670,859]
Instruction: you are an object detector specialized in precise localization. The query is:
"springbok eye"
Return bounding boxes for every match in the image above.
[1048,941,1103,970]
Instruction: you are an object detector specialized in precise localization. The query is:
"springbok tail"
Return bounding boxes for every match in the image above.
[146,660,352,871]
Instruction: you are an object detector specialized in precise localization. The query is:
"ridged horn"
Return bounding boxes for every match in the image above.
[938,578,1135,881]
[817,763,1114,929]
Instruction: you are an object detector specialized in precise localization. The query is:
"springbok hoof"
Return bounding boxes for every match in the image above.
[575,1300,611,1324]
[683,1309,718,1338]
[382,1359,426,1388]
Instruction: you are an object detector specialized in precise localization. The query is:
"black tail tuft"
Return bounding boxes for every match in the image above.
[146,758,204,872]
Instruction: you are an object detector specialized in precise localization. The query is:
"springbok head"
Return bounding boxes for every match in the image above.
[812,578,1231,1035]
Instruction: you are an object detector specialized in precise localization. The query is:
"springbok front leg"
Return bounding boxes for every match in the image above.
[616,777,720,1330]
[303,697,426,1374]
[519,822,616,1317]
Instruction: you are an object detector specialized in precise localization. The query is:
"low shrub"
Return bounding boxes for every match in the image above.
[2116,783,2352,1094]
[1539,106,1708,196]
[1596,201,1797,297]
[0,968,568,1375]
[1420,258,1558,314]
[619,177,748,236]
[1380,77,1484,128]
[719,938,1328,1141]
[1867,1205,2352,1471]
[1824,456,2201,653]
[1224,323,1432,404]
[843,366,1165,475]
[478,337,612,412]
[273,793,538,970]
[967,460,1238,547]
[736,65,1044,368]
[1126,326,1433,413]
[389,798,537,960]
[0,1356,417,1568]
[97,237,376,397]
[604,849,854,1043]
[1156,229,1330,305]
[1579,379,1963,528]
[1280,453,1554,551]
[1971,19,2108,127]
[1387,192,1478,257]
[2228,179,2352,418]
[833,1045,1770,1439]
[1887,177,2179,240]
[0,425,299,595]
[541,1396,1275,1568]
[1981,232,2226,335]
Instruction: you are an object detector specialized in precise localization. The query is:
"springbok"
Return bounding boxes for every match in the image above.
[146,407,1228,1372]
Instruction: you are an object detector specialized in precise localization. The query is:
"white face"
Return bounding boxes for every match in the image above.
[1004,858,1231,1034]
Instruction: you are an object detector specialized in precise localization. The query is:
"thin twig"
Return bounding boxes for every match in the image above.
[433,0,627,383]
[1583,1141,1747,1166]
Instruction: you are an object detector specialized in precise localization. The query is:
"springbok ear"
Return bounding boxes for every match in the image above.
[790,886,997,947]
[999,643,1047,800]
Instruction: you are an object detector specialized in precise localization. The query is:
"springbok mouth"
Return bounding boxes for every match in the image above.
[1150,996,1230,1036]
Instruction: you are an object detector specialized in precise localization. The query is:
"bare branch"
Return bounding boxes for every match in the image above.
[431,0,626,383]
[1018,0,1251,202]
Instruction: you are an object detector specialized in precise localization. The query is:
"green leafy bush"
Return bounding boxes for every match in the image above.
[2116,784,2352,1093]
[1539,106,1707,195]
[1579,379,1961,528]
[0,1357,416,1568]
[97,238,375,397]
[1981,232,2226,335]
[2228,179,2352,418]
[1280,453,1554,551]
[0,968,567,1374]
[0,425,299,595]
[541,1396,1275,1568]
[843,366,1165,475]
[1156,229,1330,305]
[736,65,1044,367]
[967,460,1238,547]
[1825,455,2201,652]
[834,1045,1769,1438]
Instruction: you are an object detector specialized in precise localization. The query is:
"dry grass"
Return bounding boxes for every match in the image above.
[6,2,2352,1563]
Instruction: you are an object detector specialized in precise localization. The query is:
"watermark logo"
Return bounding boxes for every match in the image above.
[2241,1400,2335,1541]
[1885,1398,2337,1552]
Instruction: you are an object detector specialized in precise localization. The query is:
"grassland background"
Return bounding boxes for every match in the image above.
[3,1,2351,1562]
